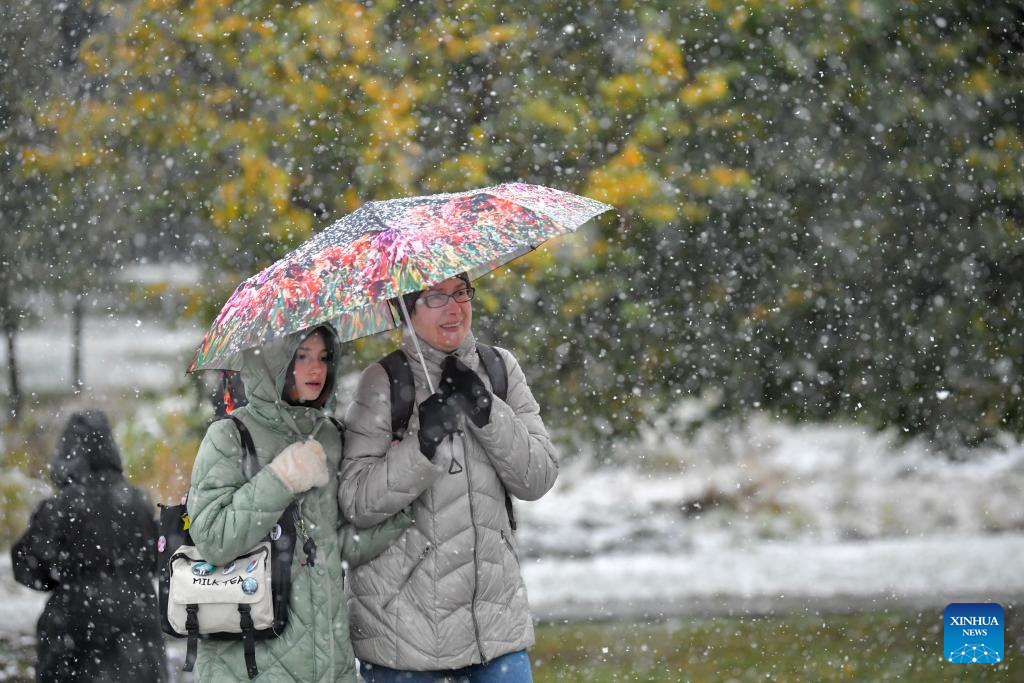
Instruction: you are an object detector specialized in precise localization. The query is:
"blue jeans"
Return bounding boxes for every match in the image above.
[359,650,533,683]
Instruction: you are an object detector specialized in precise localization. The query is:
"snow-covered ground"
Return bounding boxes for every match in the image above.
[517,411,1024,560]
[524,533,1024,621]
[510,408,1024,618]
[0,314,200,394]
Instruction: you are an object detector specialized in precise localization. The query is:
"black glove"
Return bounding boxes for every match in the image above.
[417,392,459,460]
[441,355,492,428]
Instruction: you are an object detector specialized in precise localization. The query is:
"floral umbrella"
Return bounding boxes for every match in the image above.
[189,182,613,373]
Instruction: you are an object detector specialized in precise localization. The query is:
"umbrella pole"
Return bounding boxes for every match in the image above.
[397,296,436,394]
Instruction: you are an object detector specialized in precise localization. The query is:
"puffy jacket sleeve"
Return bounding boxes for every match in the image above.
[337,509,412,568]
[187,419,296,565]
[471,347,559,501]
[11,498,61,591]
[339,362,446,527]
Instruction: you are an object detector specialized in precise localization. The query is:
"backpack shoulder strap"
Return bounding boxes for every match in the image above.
[326,416,345,454]
[475,344,517,531]
[475,343,508,402]
[379,349,415,441]
[225,415,258,478]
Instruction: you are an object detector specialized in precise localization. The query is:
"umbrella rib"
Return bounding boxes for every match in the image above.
[397,296,436,395]
[364,202,390,233]
[367,200,435,393]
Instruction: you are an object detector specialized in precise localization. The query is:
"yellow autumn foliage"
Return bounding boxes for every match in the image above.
[644,33,686,81]
[968,69,994,99]
[465,24,520,54]
[586,167,659,208]
[523,100,580,133]
[643,203,678,222]
[129,91,165,115]
[993,128,1022,152]
[424,153,490,191]
[598,73,652,110]
[559,280,606,319]
[212,180,242,227]
[19,147,52,173]
[340,2,376,64]
[585,142,662,209]
[728,7,748,32]
[680,70,730,107]
[709,165,752,188]
[216,14,248,35]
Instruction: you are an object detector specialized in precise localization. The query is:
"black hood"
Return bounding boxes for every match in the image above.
[49,410,123,488]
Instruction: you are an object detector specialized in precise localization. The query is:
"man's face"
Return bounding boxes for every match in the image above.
[410,277,473,353]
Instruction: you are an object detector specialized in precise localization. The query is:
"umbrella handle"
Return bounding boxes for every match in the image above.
[398,296,436,395]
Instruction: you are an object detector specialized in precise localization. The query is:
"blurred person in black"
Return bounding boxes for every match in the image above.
[12,410,166,682]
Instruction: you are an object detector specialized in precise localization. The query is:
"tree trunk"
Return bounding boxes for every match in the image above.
[71,294,83,393]
[0,278,21,423]
[2,314,20,424]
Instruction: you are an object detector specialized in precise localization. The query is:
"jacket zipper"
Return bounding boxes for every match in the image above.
[382,543,432,611]
[498,529,523,614]
[298,499,318,681]
[460,430,487,661]
[500,529,520,569]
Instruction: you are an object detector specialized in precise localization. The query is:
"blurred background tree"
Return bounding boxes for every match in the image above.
[1,0,113,416]
[19,0,1024,451]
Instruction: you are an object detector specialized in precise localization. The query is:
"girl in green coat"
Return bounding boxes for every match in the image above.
[188,325,410,682]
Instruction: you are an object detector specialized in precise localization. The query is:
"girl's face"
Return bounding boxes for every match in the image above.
[410,277,473,353]
[287,332,329,402]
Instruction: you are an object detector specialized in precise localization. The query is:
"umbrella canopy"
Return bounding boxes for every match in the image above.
[189,183,613,372]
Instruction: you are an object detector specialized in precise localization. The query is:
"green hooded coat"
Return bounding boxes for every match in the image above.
[187,326,410,682]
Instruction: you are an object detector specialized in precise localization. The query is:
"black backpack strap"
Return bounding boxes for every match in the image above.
[238,604,258,679]
[379,349,415,441]
[326,416,345,453]
[183,604,199,672]
[475,344,508,402]
[475,344,516,531]
[326,416,344,431]
[225,414,258,478]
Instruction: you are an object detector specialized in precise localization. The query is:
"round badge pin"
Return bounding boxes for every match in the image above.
[221,561,236,575]
[192,562,216,577]
[270,524,282,541]
[241,577,258,595]
[157,536,166,553]
[245,559,259,573]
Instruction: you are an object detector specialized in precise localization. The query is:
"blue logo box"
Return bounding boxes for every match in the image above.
[944,603,1004,663]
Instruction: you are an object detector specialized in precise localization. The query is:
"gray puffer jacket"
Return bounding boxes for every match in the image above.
[340,330,559,671]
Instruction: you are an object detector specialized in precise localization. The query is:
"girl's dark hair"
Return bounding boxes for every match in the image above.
[391,272,472,324]
[282,326,336,409]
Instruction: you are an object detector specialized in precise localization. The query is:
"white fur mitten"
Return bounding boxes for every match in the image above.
[268,440,329,493]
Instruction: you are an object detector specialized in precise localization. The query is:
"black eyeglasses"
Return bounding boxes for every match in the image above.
[419,287,475,309]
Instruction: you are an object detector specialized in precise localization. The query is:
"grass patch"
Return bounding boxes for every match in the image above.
[2,609,1018,681]
[532,608,1020,682]
[0,636,34,682]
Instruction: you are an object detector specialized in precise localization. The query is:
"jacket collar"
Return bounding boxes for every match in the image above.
[400,328,479,390]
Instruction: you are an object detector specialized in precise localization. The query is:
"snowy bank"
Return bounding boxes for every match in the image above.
[517,411,1024,560]
[524,533,1024,622]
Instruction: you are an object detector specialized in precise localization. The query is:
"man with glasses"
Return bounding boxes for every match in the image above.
[338,272,559,682]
